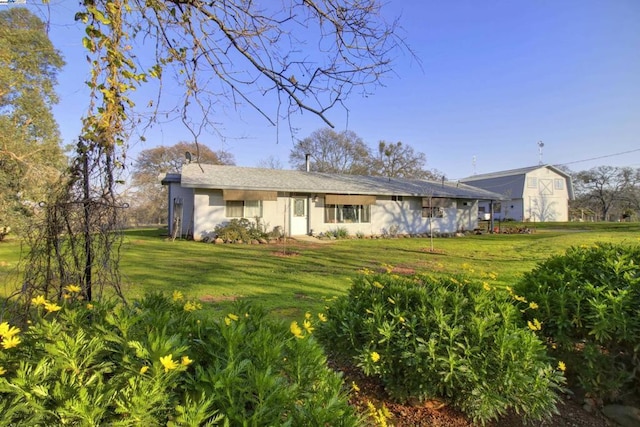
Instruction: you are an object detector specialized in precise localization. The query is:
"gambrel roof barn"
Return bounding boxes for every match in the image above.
[460,165,574,222]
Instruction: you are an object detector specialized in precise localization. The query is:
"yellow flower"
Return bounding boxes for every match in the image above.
[64,284,81,293]
[558,361,566,372]
[290,321,304,339]
[488,272,498,280]
[63,293,71,300]
[2,335,21,349]
[0,366,6,375]
[31,295,47,306]
[181,355,193,366]
[227,313,239,321]
[514,295,527,303]
[140,366,149,374]
[527,318,542,331]
[318,313,327,322]
[483,282,491,291]
[505,286,513,294]
[351,381,360,392]
[305,311,312,320]
[44,302,62,313]
[387,297,395,305]
[172,290,184,301]
[303,319,314,334]
[372,281,384,289]
[0,322,20,338]
[86,303,94,310]
[183,301,202,312]
[160,354,179,373]
[529,302,539,310]
[224,317,231,326]
[370,351,381,363]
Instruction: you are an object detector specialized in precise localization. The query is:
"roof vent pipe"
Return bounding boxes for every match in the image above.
[305,153,310,172]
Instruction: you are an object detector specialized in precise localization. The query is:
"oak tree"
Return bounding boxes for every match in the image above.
[129,142,235,224]
[289,128,371,174]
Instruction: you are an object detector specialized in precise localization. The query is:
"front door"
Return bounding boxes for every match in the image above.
[290,197,308,235]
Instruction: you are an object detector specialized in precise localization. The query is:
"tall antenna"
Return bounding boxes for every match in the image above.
[472,155,477,175]
[537,141,544,165]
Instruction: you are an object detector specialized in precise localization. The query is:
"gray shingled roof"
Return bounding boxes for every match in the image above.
[460,164,571,182]
[175,164,505,200]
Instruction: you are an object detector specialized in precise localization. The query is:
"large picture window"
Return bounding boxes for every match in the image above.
[422,207,444,218]
[324,204,370,223]
[226,200,263,218]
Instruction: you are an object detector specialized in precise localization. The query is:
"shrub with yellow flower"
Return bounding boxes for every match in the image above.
[2,335,21,349]
[527,318,543,331]
[290,321,304,339]
[0,322,20,338]
[31,295,47,306]
[64,284,82,293]
[160,354,179,373]
[44,302,62,313]
[303,319,314,334]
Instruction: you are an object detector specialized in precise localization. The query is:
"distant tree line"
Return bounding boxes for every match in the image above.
[570,165,640,222]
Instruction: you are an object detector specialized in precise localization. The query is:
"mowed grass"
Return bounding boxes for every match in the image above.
[2,223,640,321]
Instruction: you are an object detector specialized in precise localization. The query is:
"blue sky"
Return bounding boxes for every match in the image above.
[16,0,640,180]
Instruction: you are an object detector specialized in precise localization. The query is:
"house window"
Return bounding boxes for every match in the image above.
[324,204,371,223]
[293,198,306,217]
[554,179,564,190]
[422,207,444,218]
[527,177,537,188]
[392,195,403,201]
[225,200,263,218]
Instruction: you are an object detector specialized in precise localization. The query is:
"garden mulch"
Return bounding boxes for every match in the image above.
[329,358,615,427]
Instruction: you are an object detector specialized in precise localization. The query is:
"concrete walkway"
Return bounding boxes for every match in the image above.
[291,235,334,244]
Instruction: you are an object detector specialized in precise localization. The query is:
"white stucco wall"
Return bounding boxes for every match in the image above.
[167,183,194,237]
[189,190,481,240]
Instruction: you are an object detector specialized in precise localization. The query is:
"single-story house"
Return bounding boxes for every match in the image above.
[162,164,505,240]
[459,165,574,222]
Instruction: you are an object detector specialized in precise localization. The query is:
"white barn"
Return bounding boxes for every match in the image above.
[460,165,574,222]
[162,164,504,240]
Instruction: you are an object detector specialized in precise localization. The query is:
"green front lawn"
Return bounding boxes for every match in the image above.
[2,223,639,321]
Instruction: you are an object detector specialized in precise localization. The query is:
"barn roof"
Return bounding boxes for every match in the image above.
[459,164,574,199]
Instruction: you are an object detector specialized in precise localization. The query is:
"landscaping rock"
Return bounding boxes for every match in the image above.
[602,405,640,427]
[214,237,224,244]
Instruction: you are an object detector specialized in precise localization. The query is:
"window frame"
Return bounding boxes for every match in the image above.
[225,200,263,218]
[324,204,371,223]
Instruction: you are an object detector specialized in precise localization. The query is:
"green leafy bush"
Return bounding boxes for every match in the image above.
[0,290,358,426]
[329,227,350,239]
[516,242,640,399]
[213,218,269,242]
[317,271,565,425]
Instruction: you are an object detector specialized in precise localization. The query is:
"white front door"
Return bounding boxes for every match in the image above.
[290,197,308,235]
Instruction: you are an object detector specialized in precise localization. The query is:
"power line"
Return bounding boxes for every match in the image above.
[554,148,640,167]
